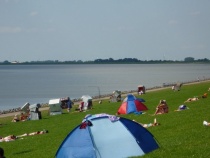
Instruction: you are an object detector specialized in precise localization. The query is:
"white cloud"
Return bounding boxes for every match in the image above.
[30,11,38,16]
[0,27,21,33]
[168,20,178,25]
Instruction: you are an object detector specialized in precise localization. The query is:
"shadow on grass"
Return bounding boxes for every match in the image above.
[13,149,33,155]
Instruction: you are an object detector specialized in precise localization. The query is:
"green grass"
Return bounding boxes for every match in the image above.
[1,82,210,158]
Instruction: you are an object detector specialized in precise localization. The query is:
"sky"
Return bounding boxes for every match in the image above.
[0,0,210,62]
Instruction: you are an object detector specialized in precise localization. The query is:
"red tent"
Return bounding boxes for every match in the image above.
[117,94,148,114]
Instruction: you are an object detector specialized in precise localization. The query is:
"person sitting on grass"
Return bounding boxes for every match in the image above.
[133,118,160,128]
[11,114,19,122]
[20,112,29,121]
[154,100,169,115]
[184,97,199,103]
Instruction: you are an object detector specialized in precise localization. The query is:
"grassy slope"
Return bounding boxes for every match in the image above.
[0,82,210,158]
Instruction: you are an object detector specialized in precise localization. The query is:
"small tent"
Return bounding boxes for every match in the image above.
[81,95,93,110]
[117,94,148,115]
[55,113,159,158]
[49,99,63,115]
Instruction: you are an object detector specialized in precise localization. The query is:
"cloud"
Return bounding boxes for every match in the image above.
[190,11,200,16]
[0,27,21,33]
[117,26,134,32]
[46,28,56,32]
[4,0,20,3]
[25,27,55,33]
[181,44,206,50]
[30,11,38,16]
[168,20,178,25]
[25,28,39,33]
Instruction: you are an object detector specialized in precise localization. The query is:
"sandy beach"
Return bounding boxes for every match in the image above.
[0,79,209,119]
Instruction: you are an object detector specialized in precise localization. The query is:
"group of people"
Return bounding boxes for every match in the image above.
[11,113,29,122]
[153,89,209,127]
[2,86,209,158]
[184,92,208,103]
[184,97,199,103]
[183,90,210,126]
[153,99,188,115]
[154,90,209,115]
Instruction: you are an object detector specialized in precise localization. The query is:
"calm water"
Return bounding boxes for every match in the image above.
[0,64,210,110]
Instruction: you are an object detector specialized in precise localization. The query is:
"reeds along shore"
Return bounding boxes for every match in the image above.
[1,78,210,116]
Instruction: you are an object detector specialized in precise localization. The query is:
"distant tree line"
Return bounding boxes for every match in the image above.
[0,57,210,65]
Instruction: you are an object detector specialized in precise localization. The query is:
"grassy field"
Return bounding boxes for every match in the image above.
[0,81,210,158]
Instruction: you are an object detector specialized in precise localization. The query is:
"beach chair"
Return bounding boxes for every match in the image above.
[174,83,183,91]
[81,95,93,110]
[29,104,42,120]
[21,102,30,114]
[49,99,62,115]
[110,90,121,102]
[137,85,146,95]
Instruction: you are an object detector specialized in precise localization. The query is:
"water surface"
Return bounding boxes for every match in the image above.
[0,64,209,110]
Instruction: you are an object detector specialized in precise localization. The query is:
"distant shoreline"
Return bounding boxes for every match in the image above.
[1,60,210,65]
[0,78,209,118]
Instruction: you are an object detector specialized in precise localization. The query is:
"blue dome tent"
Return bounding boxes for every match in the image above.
[55,113,159,158]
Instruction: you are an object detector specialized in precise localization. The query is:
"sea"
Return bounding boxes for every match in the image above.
[0,64,210,111]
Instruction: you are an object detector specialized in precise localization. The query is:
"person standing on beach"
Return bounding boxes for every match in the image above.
[67,97,72,112]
